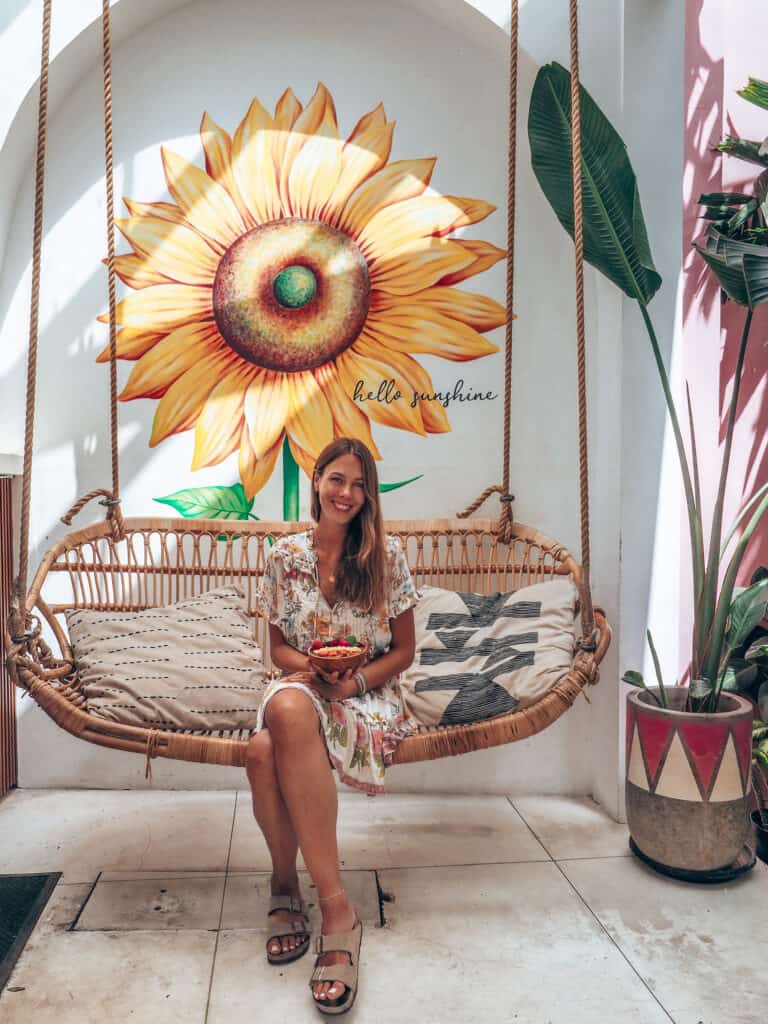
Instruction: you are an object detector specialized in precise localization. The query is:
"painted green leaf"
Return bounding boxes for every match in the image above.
[379,475,423,493]
[154,483,254,519]
[528,61,662,304]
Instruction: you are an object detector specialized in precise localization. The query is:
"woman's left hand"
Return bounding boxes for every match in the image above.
[307,667,357,701]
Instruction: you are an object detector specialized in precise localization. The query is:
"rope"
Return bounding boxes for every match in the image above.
[568,0,596,640]
[457,0,518,543]
[15,0,52,604]
[61,488,125,540]
[145,729,161,780]
[101,0,121,511]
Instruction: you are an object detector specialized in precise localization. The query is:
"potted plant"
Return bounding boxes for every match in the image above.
[528,67,768,875]
[751,682,768,863]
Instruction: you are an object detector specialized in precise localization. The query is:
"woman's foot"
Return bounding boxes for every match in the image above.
[311,891,358,1007]
[266,874,310,961]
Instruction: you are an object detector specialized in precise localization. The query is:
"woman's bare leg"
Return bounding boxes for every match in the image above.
[265,688,358,1006]
[245,728,305,957]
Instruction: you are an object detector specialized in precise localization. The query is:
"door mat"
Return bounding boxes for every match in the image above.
[0,873,61,991]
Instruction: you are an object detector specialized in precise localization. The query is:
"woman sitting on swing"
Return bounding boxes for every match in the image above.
[246,436,419,1015]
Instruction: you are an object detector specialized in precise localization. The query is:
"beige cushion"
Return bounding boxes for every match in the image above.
[400,577,577,726]
[66,585,267,731]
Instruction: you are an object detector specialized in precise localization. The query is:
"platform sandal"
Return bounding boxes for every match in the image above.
[308,918,363,1016]
[266,893,311,964]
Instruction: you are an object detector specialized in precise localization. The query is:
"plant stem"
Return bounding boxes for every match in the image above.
[282,436,299,521]
[698,308,754,677]
[638,303,705,618]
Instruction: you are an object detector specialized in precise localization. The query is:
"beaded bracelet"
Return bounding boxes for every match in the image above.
[353,670,368,697]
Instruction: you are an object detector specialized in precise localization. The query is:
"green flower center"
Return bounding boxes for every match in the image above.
[273,265,317,309]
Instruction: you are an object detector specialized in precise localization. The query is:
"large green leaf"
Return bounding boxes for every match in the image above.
[738,77,768,111]
[154,483,253,519]
[528,62,662,304]
[693,224,768,307]
[728,578,768,650]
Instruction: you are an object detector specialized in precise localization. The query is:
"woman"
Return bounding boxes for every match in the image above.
[246,437,418,1015]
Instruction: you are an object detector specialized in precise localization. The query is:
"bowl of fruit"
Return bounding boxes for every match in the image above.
[307,635,368,676]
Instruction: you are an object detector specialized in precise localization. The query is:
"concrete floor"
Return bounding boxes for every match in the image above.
[0,788,764,1023]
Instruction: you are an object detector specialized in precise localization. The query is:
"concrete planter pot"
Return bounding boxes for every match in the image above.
[626,687,753,872]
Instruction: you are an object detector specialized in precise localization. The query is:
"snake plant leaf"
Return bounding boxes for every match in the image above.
[379,475,423,493]
[717,136,768,168]
[528,62,662,304]
[154,483,254,519]
[738,77,768,111]
[693,224,768,307]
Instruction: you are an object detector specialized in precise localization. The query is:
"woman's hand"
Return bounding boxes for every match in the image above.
[307,667,357,701]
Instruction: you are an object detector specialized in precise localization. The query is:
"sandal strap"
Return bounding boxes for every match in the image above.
[267,919,310,940]
[308,963,358,989]
[268,893,306,916]
[313,920,362,961]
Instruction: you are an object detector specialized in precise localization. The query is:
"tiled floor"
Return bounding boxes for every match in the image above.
[0,789,764,1023]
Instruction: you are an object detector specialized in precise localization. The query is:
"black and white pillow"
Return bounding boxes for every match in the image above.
[66,584,267,731]
[400,578,577,727]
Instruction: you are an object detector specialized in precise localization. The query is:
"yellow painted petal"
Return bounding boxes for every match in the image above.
[116,215,220,285]
[231,98,282,224]
[103,284,213,330]
[272,88,303,171]
[369,238,474,296]
[124,198,186,224]
[200,111,255,229]
[433,196,496,236]
[366,310,499,363]
[97,327,164,363]
[336,348,425,436]
[336,157,435,237]
[239,428,283,500]
[287,436,317,479]
[149,348,237,445]
[279,83,334,213]
[110,254,171,290]
[285,370,334,457]
[323,106,393,222]
[286,86,341,218]
[313,363,381,457]
[356,334,450,434]
[120,322,223,400]
[357,195,479,261]
[372,287,508,332]
[243,371,291,460]
[161,147,245,250]
[438,239,506,286]
[191,367,253,469]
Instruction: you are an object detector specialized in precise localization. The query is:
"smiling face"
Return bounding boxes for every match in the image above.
[314,452,367,525]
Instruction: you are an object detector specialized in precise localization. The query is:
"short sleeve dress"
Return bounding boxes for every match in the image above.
[254,531,420,796]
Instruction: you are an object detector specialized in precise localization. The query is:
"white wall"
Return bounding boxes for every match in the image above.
[0,0,684,815]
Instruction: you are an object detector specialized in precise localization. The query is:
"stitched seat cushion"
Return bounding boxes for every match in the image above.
[400,577,577,726]
[65,584,267,731]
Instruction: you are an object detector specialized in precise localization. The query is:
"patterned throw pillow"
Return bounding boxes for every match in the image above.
[66,584,267,731]
[400,578,577,726]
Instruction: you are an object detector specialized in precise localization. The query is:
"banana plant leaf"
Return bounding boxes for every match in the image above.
[693,224,768,307]
[528,62,662,304]
[738,77,768,111]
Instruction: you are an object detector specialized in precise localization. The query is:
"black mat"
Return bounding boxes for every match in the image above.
[0,873,61,991]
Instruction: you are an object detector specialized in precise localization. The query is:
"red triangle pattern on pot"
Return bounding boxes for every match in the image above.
[731,717,753,790]
[626,702,637,766]
[676,719,729,797]
[636,713,676,788]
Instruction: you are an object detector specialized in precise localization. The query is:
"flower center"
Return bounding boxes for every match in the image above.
[272,265,317,309]
[212,219,371,373]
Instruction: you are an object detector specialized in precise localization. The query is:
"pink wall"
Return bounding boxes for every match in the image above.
[684,0,768,645]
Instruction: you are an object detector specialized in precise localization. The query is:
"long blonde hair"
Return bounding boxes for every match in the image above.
[311,438,386,612]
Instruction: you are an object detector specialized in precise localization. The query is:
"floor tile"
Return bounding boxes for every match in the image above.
[561,855,768,1024]
[513,795,631,859]
[0,789,237,883]
[229,792,549,871]
[75,875,226,931]
[0,928,216,1023]
[221,869,380,929]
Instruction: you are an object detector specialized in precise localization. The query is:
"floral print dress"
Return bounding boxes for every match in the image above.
[254,531,420,796]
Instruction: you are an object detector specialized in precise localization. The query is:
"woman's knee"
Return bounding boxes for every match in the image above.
[264,689,318,742]
[245,728,275,777]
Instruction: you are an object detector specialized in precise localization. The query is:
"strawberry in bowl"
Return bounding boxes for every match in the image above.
[308,636,368,676]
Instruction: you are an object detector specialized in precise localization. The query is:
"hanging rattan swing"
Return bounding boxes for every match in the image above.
[6,0,611,773]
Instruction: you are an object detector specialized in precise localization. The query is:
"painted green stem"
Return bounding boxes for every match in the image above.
[282,437,300,521]
[638,303,705,613]
[697,308,754,678]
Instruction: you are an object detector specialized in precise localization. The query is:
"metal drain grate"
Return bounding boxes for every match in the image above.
[0,873,60,991]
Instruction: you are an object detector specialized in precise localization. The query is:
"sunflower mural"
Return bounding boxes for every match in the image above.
[98,83,506,520]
